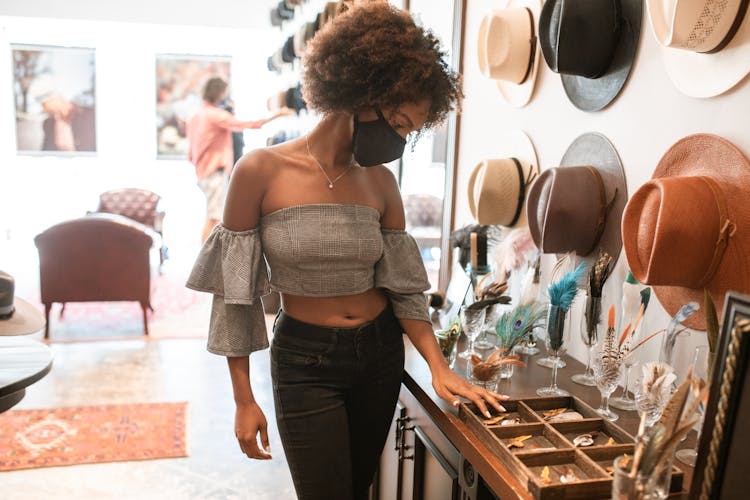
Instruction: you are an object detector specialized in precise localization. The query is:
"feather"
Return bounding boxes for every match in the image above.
[491,227,538,279]
[634,362,676,429]
[640,287,651,311]
[518,265,539,307]
[587,250,613,298]
[618,324,632,347]
[621,271,642,331]
[550,252,576,285]
[608,304,616,330]
[659,302,700,364]
[547,261,586,312]
[496,302,547,353]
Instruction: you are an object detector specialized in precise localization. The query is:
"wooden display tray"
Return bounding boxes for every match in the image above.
[459,396,684,499]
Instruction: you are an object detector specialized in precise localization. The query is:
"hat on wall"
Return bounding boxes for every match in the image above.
[539,0,642,112]
[646,0,750,98]
[477,0,542,107]
[526,132,628,264]
[622,134,750,330]
[294,23,307,58]
[0,271,45,336]
[467,129,539,227]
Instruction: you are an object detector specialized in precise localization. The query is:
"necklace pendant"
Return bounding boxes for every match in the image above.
[328,183,334,189]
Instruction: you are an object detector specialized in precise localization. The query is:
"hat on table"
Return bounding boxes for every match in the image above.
[477,0,542,107]
[526,132,628,265]
[538,0,642,111]
[0,271,45,336]
[622,133,750,330]
[645,0,750,97]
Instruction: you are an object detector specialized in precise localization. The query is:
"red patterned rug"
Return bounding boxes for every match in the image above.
[0,402,189,471]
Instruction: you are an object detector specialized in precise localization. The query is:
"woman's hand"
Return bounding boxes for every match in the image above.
[430,364,508,418]
[235,401,272,460]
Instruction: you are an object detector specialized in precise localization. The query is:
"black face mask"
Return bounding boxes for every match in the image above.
[352,109,407,167]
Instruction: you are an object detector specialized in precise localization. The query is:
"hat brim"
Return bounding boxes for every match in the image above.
[645,134,750,330]
[657,12,750,98]
[559,132,628,266]
[560,0,642,112]
[0,297,45,336]
[496,0,542,108]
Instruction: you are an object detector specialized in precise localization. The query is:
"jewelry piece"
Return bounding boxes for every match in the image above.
[559,466,577,483]
[500,417,521,426]
[306,136,352,189]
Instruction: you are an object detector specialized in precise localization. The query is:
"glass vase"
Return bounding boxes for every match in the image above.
[572,294,601,386]
[536,304,570,396]
[612,454,673,500]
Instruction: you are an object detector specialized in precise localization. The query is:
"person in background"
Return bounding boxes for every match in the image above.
[186,77,289,242]
[186,4,507,499]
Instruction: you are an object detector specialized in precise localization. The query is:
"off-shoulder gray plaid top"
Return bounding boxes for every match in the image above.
[186,203,431,356]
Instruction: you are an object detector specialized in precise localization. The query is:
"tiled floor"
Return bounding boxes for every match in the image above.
[3,338,297,500]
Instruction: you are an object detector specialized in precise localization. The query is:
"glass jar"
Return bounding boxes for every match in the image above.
[611,454,673,500]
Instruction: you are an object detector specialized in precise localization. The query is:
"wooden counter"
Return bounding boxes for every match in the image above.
[399,337,694,498]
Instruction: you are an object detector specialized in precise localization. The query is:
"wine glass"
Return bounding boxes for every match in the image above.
[537,304,571,396]
[458,305,486,360]
[676,345,710,466]
[612,317,647,411]
[592,345,623,421]
[475,303,502,349]
[572,294,601,386]
[536,320,568,368]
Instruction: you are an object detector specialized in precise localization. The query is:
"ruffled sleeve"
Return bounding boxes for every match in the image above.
[186,225,272,356]
[374,229,431,323]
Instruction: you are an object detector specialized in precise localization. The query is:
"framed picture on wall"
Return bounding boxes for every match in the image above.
[155,54,231,159]
[11,44,97,155]
[691,291,750,499]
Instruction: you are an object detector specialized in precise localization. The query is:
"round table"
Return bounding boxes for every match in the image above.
[0,337,53,413]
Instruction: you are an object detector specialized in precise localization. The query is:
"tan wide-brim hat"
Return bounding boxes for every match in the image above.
[526,132,628,266]
[622,134,750,330]
[477,0,542,108]
[646,0,750,97]
[467,129,539,227]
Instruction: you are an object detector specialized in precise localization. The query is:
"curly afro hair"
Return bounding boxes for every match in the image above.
[302,2,462,131]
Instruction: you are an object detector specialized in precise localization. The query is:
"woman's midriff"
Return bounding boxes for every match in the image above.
[280,288,390,327]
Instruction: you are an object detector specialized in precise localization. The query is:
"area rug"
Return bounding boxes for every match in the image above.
[0,402,189,471]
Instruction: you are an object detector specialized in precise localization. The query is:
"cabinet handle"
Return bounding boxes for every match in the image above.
[395,415,416,462]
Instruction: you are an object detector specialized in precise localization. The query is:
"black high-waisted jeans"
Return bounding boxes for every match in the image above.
[271,303,405,500]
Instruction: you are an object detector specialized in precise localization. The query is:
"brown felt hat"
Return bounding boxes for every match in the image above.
[526,132,627,265]
[622,133,750,330]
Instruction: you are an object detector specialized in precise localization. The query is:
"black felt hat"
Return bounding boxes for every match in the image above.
[0,271,45,336]
[539,0,642,112]
[281,36,296,63]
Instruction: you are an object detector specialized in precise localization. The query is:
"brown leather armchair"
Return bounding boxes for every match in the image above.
[94,188,167,270]
[34,214,157,339]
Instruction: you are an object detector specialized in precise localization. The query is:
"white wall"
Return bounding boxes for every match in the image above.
[456,2,750,377]
[0,10,321,263]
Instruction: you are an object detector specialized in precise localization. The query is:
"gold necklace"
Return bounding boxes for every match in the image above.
[306,136,352,189]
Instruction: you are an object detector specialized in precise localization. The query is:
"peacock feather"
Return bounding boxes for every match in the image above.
[496,303,547,353]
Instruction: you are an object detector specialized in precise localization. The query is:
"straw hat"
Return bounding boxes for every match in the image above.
[622,134,750,330]
[646,0,750,97]
[467,129,539,227]
[539,0,642,111]
[0,271,45,336]
[526,132,628,264]
[477,0,542,107]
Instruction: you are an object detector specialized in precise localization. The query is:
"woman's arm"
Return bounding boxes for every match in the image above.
[222,152,274,459]
[375,166,508,418]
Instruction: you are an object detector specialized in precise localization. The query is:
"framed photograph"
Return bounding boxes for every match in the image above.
[691,291,750,499]
[155,54,231,159]
[12,44,97,155]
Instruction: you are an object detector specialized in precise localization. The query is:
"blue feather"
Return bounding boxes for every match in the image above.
[547,262,586,312]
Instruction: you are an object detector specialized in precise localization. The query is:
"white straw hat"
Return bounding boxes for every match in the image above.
[477,0,541,107]
[646,0,750,97]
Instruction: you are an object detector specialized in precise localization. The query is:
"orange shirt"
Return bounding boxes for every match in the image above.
[186,103,246,179]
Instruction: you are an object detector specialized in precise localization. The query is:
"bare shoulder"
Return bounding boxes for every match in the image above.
[223,149,276,230]
[363,165,405,230]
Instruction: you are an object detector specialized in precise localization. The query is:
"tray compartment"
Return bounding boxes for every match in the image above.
[488,423,572,454]
[518,450,611,499]
[582,447,684,493]
[460,399,542,426]
[522,396,602,421]
[551,418,634,450]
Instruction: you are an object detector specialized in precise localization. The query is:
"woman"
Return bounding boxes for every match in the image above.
[187,4,507,499]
